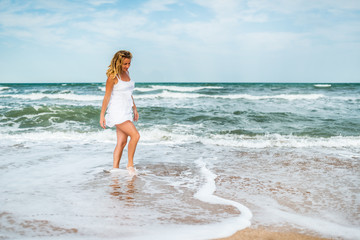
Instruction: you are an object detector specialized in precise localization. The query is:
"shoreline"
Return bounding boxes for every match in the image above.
[215,227,330,240]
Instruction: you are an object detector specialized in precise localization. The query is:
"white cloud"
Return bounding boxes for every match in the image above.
[247,0,360,14]
[0,12,68,28]
[193,0,266,24]
[195,0,239,17]
[89,0,117,6]
[0,0,359,64]
[72,10,148,38]
[140,0,178,14]
[314,22,360,43]
[238,32,310,51]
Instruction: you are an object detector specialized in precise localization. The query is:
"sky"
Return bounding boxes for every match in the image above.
[0,0,359,83]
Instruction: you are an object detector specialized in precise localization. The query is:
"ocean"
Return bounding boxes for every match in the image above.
[0,82,359,239]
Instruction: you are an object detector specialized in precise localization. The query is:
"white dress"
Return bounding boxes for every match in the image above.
[105,74,134,127]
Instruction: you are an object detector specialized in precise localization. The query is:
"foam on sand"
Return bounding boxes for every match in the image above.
[193,158,252,238]
[118,158,253,240]
[265,206,360,239]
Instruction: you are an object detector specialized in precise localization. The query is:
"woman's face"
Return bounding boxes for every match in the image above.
[122,58,131,72]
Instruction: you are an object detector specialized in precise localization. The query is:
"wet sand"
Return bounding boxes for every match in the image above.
[215,227,330,240]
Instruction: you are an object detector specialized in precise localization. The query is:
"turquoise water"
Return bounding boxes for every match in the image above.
[0,83,359,239]
[1,83,359,137]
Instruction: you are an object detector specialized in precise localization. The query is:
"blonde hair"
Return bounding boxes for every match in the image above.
[106,50,133,78]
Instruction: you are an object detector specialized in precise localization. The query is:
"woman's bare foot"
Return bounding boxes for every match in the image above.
[126,166,136,175]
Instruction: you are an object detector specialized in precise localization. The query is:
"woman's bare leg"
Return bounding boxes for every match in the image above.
[116,121,140,168]
[113,126,128,168]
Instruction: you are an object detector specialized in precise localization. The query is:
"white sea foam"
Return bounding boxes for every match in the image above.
[3,90,356,103]
[140,129,360,149]
[135,87,157,92]
[203,134,360,149]
[136,85,223,92]
[1,132,357,240]
[0,93,102,101]
[135,92,327,100]
[136,91,203,99]
[237,193,360,240]
[314,84,331,88]
[139,128,198,144]
[0,86,10,91]
[98,86,105,91]
[214,93,326,100]
[108,158,253,240]
[334,96,360,101]
[153,85,223,91]
[59,90,72,94]
[0,130,115,145]
[122,216,252,240]
[266,206,360,239]
[194,158,252,226]
[2,130,360,150]
[132,86,224,93]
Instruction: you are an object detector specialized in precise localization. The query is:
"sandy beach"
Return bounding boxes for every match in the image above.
[216,227,330,240]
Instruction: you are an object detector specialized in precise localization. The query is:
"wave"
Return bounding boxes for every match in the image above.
[1,105,100,129]
[213,93,326,100]
[135,87,158,92]
[139,128,360,148]
[2,130,359,149]
[97,85,223,93]
[314,84,331,88]
[136,92,360,101]
[136,85,223,92]
[204,134,360,148]
[135,91,326,100]
[0,86,10,91]
[0,93,102,101]
[36,85,222,94]
[0,131,115,144]
[2,91,357,103]
[136,91,202,99]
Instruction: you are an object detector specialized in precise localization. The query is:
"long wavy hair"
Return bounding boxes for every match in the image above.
[106,50,133,78]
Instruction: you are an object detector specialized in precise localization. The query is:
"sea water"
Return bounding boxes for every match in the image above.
[0,83,359,239]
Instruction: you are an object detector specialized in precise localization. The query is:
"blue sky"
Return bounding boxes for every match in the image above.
[0,0,359,83]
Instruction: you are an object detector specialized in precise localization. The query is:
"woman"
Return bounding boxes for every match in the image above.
[100,50,140,174]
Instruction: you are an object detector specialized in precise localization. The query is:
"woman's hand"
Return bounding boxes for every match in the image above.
[133,108,139,122]
[100,115,106,129]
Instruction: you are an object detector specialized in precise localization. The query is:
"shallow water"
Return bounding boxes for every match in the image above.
[0,83,359,239]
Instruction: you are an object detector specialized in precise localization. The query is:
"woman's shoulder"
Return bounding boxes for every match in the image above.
[106,75,118,86]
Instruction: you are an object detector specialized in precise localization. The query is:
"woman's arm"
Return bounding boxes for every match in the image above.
[132,96,139,122]
[99,76,115,129]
